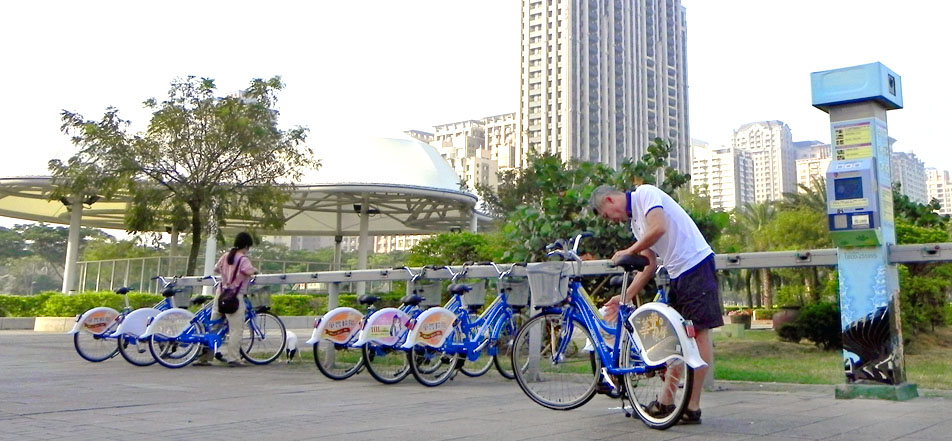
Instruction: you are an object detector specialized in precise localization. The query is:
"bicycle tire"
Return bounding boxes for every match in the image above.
[493,315,519,379]
[362,342,410,384]
[313,341,363,380]
[408,324,461,387]
[459,315,493,377]
[148,320,204,369]
[117,334,157,366]
[622,334,694,430]
[73,330,118,362]
[240,312,286,365]
[511,312,598,410]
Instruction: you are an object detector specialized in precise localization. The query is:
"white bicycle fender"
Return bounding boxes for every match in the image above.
[139,308,195,339]
[354,308,411,346]
[311,307,363,345]
[114,307,163,338]
[401,307,457,349]
[67,307,120,335]
[628,302,707,370]
[305,316,322,345]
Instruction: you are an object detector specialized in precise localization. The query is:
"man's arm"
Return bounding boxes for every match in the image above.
[625,207,667,257]
[623,250,658,303]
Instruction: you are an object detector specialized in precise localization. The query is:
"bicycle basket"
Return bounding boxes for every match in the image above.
[247,291,271,309]
[410,281,443,307]
[499,278,529,307]
[462,280,486,308]
[526,261,572,306]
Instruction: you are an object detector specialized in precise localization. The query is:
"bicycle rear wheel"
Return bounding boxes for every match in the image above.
[313,340,363,380]
[362,342,410,384]
[148,320,204,369]
[622,335,693,430]
[511,312,598,410]
[117,334,156,366]
[408,324,461,387]
[493,315,519,379]
[74,331,118,362]
[241,312,286,365]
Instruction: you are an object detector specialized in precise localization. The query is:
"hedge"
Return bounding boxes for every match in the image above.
[0,291,409,317]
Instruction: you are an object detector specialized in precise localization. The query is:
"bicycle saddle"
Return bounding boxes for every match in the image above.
[114,287,131,295]
[161,288,179,298]
[613,254,649,272]
[400,294,425,306]
[447,284,471,295]
[358,294,380,305]
[191,295,213,305]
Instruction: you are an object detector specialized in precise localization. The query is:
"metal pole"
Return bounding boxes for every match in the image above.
[202,236,217,296]
[356,194,370,296]
[109,260,116,291]
[61,198,83,294]
[95,261,101,291]
[156,257,162,294]
[139,258,145,292]
[123,259,130,289]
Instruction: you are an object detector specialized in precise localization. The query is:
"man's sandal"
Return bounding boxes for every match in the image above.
[643,400,676,418]
[680,408,702,424]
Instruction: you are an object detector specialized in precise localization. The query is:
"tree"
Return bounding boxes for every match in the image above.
[736,203,777,307]
[51,76,318,275]
[405,232,507,266]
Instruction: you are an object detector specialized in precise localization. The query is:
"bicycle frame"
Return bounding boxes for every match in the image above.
[441,292,514,361]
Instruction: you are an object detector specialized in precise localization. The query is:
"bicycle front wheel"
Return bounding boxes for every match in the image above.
[408,324,461,387]
[460,317,493,377]
[362,342,410,384]
[74,331,118,362]
[313,340,363,380]
[511,312,598,410]
[148,321,204,369]
[241,312,286,365]
[117,334,156,366]
[622,334,694,430]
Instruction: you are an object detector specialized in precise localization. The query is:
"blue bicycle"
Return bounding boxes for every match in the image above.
[142,277,287,368]
[68,276,179,366]
[511,233,707,430]
[309,266,426,382]
[403,262,524,386]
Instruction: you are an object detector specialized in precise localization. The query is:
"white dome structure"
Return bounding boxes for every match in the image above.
[0,136,490,294]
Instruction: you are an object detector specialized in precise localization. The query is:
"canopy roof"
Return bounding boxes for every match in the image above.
[0,136,490,235]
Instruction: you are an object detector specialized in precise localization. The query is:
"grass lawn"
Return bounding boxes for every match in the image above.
[714,327,952,390]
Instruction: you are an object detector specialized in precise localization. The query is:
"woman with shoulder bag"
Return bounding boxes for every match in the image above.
[195,232,257,367]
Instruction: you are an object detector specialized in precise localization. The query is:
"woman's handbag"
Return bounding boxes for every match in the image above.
[217,256,244,314]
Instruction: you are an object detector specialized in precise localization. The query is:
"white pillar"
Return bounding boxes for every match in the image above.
[333,235,343,271]
[202,235,217,295]
[356,195,370,296]
[470,210,478,232]
[169,227,179,274]
[61,199,83,294]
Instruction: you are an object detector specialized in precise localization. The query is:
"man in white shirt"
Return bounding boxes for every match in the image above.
[590,184,722,425]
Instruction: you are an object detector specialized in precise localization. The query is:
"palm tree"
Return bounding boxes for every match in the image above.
[737,202,777,307]
[779,176,827,212]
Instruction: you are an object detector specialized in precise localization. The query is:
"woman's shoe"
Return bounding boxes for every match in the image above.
[643,400,676,418]
[680,408,702,424]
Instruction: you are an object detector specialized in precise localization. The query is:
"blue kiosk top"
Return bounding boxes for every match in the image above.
[811,62,903,112]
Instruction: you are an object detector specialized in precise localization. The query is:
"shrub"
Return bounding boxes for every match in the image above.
[776,323,803,343]
[753,308,777,320]
[796,301,841,350]
[0,292,55,317]
[270,295,319,316]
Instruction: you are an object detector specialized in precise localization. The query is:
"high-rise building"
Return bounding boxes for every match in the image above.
[517,0,690,173]
[431,120,498,192]
[926,168,952,215]
[690,139,754,212]
[483,113,519,171]
[732,121,796,203]
[891,151,928,205]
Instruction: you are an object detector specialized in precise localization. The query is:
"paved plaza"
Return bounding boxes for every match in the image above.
[1,331,950,441]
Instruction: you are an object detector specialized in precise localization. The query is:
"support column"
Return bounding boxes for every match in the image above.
[202,235,217,296]
[333,235,343,271]
[470,210,478,232]
[61,198,83,294]
[356,194,370,296]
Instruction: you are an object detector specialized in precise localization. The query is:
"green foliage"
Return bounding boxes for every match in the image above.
[777,323,803,343]
[795,302,841,350]
[893,184,949,229]
[776,284,806,308]
[0,292,54,317]
[405,232,509,266]
[753,308,777,320]
[270,295,320,316]
[895,219,952,335]
[494,139,692,264]
[50,76,318,276]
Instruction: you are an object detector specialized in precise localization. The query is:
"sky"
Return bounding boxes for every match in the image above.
[1,0,951,229]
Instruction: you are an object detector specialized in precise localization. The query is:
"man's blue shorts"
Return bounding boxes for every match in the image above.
[668,254,723,331]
